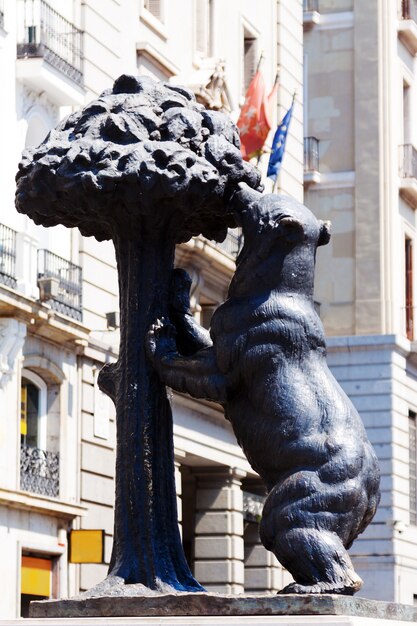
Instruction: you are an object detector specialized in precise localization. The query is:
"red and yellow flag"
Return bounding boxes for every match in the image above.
[237,71,278,161]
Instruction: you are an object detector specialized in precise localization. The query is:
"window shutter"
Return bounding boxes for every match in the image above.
[406,237,414,340]
[244,37,257,92]
[195,0,210,56]
[145,0,162,21]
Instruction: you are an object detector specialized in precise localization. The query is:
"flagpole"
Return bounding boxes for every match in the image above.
[256,51,265,73]
[273,65,280,88]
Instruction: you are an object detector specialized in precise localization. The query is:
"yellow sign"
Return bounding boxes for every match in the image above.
[21,556,51,597]
[69,529,104,564]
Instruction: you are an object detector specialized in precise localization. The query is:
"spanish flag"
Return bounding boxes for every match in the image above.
[237,71,278,161]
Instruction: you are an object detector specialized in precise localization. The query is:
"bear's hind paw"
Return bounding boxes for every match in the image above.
[278,580,361,596]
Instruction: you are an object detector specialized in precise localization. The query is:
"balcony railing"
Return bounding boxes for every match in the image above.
[304,0,319,11]
[0,223,17,289]
[399,144,417,179]
[20,444,59,498]
[17,0,83,86]
[401,0,417,21]
[304,136,320,173]
[38,249,82,321]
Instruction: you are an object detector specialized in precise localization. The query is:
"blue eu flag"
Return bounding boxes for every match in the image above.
[267,94,295,182]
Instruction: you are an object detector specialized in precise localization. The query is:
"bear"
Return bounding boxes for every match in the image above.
[146,182,381,595]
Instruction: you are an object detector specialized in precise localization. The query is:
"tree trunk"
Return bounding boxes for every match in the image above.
[99,231,203,592]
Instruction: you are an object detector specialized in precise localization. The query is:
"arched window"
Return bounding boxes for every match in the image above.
[19,360,61,498]
[20,369,47,451]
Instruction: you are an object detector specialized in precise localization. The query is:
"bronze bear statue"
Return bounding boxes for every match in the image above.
[146,183,381,595]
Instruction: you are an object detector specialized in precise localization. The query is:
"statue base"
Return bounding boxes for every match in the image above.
[27,593,417,623]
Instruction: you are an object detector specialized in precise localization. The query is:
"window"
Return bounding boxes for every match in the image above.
[21,371,47,450]
[20,369,60,498]
[409,410,417,525]
[144,0,163,21]
[195,0,211,57]
[403,82,411,145]
[243,32,257,94]
[405,237,414,340]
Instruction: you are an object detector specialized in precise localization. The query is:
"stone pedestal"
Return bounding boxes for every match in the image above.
[23,593,417,625]
[193,467,246,594]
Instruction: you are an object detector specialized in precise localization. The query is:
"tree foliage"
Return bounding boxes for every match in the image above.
[16,74,262,243]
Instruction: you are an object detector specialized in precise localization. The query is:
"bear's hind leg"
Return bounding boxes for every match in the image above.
[272,527,362,595]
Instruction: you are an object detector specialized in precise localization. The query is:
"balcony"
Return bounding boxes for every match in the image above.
[0,223,17,290]
[20,444,59,498]
[37,249,82,321]
[399,144,417,207]
[304,137,321,186]
[304,0,320,29]
[398,0,417,55]
[16,0,84,105]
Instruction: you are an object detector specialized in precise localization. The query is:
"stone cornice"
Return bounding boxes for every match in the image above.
[0,487,87,520]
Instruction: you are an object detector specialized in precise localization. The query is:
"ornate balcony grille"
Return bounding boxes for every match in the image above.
[401,0,417,20]
[0,223,17,289]
[17,0,83,86]
[304,0,319,12]
[304,136,320,173]
[38,249,83,321]
[399,144,417,179]
[20,444,59,498]
[242,491,265,523]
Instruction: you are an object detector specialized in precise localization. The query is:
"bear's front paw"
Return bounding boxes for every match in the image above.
[145,317,178,366]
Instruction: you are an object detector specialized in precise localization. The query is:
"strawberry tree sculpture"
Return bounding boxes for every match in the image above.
[15,75,261,595]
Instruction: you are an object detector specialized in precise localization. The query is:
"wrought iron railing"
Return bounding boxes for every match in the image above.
[304,0,319,12]
[0,223,17,289]
[401,0,417,21]
[304,136,320,173]
[20,444,59,498]
[16,0,83,86]
[242,491,265,523]
[399,144,417,179]
[38,249,83,321]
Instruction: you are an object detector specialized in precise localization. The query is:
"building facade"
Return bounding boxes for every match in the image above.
[0,0,303,618]
[304,0,417,604]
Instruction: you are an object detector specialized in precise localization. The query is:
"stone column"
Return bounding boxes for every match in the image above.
[0,319,26,490]
[193,467,246,594]
[244,522,283,593]
[174,450,186,538]
[242,480,292,593]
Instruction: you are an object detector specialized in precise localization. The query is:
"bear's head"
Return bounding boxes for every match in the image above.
[228,183,331,298]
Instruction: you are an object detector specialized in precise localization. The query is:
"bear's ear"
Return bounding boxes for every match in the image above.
[277,217,304,243]
[318,220,331,246]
